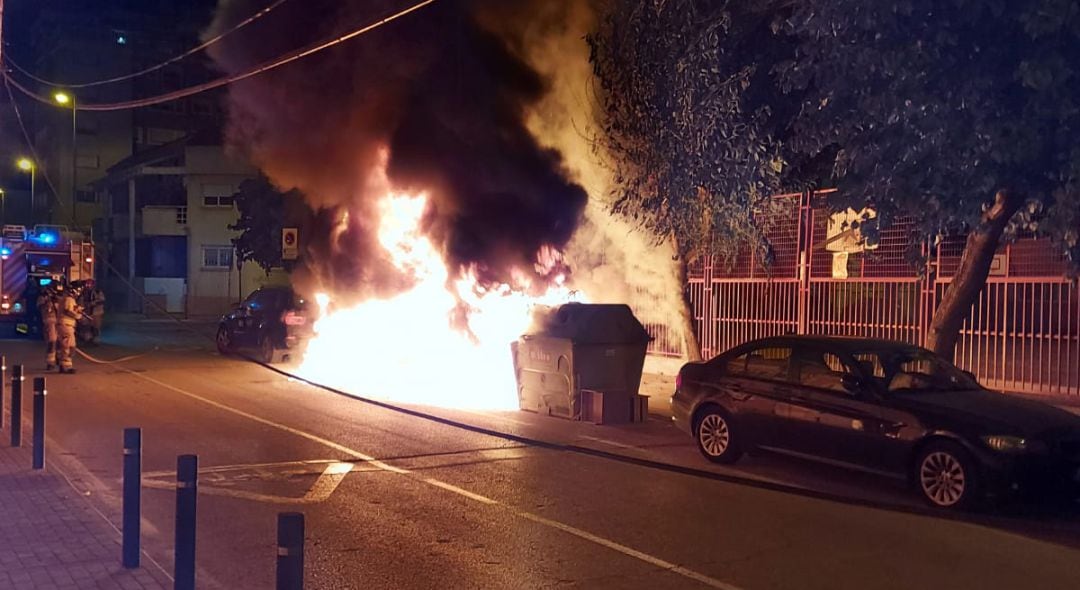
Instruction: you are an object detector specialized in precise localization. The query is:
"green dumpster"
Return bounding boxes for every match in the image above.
[512,303,651,421]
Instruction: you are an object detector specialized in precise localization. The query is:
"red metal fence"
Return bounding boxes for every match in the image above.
[667,191,1080,397]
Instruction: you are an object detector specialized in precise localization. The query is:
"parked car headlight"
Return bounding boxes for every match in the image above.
[982,435,1031,453]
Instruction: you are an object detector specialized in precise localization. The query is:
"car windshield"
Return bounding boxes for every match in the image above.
[853,348,979,394]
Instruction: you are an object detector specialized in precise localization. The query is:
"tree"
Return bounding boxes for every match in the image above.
[591,0,1080,358]
[230,175,296,273]
[587,0,790,359]
[775,0,1080,357]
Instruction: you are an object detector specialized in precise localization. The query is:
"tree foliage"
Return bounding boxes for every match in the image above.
[591,0,1080,355]
[775,0,1080,260]
[230,175,296,274]
[587,0,789,267]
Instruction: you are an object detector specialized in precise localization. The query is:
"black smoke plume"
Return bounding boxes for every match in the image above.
[206,0,587,299]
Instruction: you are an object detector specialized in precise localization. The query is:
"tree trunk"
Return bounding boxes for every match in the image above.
[925,190,1024,359]
[676,257,703,361]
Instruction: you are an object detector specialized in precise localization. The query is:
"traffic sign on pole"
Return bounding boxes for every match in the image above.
[282,228,298,261]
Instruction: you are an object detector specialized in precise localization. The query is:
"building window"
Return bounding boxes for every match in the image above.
[176,206,188,225]
[76,154,100,169]
[76,190,97,203]
[202,184,235,207]
[202,246,234,269]
[202,195,235,207]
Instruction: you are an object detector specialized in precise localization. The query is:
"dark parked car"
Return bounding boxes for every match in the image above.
[217,287,314,363]
[672,336,1080,509]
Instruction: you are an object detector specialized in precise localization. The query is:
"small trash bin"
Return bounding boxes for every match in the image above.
[512,303,651,423]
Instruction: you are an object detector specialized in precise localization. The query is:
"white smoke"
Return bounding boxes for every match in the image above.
[506,1,688,356]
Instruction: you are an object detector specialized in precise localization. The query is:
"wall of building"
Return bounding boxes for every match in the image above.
[141,206,186,236]
[182,146,260,316]
[20,1,223,232]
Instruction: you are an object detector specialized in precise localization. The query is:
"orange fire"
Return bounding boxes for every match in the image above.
[298,192,583,409]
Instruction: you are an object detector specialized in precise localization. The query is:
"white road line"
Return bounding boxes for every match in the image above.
[517,512,741,590]
[127,369,741,590]
[306,462,355,502]
[423,478,499,505]
[129,371,410,475]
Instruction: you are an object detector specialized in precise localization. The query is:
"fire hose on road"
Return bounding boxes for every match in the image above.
[75,349,152,364]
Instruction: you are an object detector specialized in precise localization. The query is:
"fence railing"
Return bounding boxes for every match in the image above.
[679,191,1080,397]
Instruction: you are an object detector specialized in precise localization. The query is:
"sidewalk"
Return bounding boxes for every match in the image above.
[0,443,170,589]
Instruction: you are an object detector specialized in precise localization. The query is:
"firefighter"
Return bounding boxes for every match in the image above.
[57,280,83,374]
[36,280,60,370]
[85,280,106,342]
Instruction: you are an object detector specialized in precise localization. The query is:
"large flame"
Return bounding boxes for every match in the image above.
[298,192,582,409]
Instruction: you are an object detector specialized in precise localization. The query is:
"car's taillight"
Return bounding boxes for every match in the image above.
[283,311,306,326]
[675,372,683,390]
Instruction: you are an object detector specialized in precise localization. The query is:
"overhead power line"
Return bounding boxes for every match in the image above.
[4,0,292,89]
[3,76,71,214]
[4,0,439,112]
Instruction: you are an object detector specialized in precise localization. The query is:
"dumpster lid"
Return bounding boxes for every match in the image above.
[525,303,651,344]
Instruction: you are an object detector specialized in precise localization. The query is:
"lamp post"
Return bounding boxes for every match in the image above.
[54,91,76,227]
[16,158,34,216]
[0,188,5,222]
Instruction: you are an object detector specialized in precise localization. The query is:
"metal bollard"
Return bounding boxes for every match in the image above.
[1,355,6,431]
[10,365,23,447]
[32,377,46,469]
[174,454,198,590]
[122,428,142,569]
[276,512,305,590]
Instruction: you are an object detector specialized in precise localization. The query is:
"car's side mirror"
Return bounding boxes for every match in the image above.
[840,374,865,396]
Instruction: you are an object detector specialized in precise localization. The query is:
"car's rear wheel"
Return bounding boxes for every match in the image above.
[915,441,980,509]
[257,335,275,364]
[694,406,742,464]
[216,326,234,355]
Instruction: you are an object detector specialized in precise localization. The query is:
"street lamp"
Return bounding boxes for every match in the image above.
[0,188,5,223]
[16,158,35,217]
[54,91,76,226]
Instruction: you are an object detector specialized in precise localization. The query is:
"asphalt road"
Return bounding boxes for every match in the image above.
[2,329,1079,590]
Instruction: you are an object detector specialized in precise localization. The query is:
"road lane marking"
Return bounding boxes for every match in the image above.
[306,462,355,502]
[423,478,499,505]
[128,371,411,475]
[142,460,356,504]
[517,511,741,590]
[127,369,741,590]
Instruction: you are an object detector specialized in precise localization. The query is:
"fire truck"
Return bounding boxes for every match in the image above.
[0,224,95,337]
